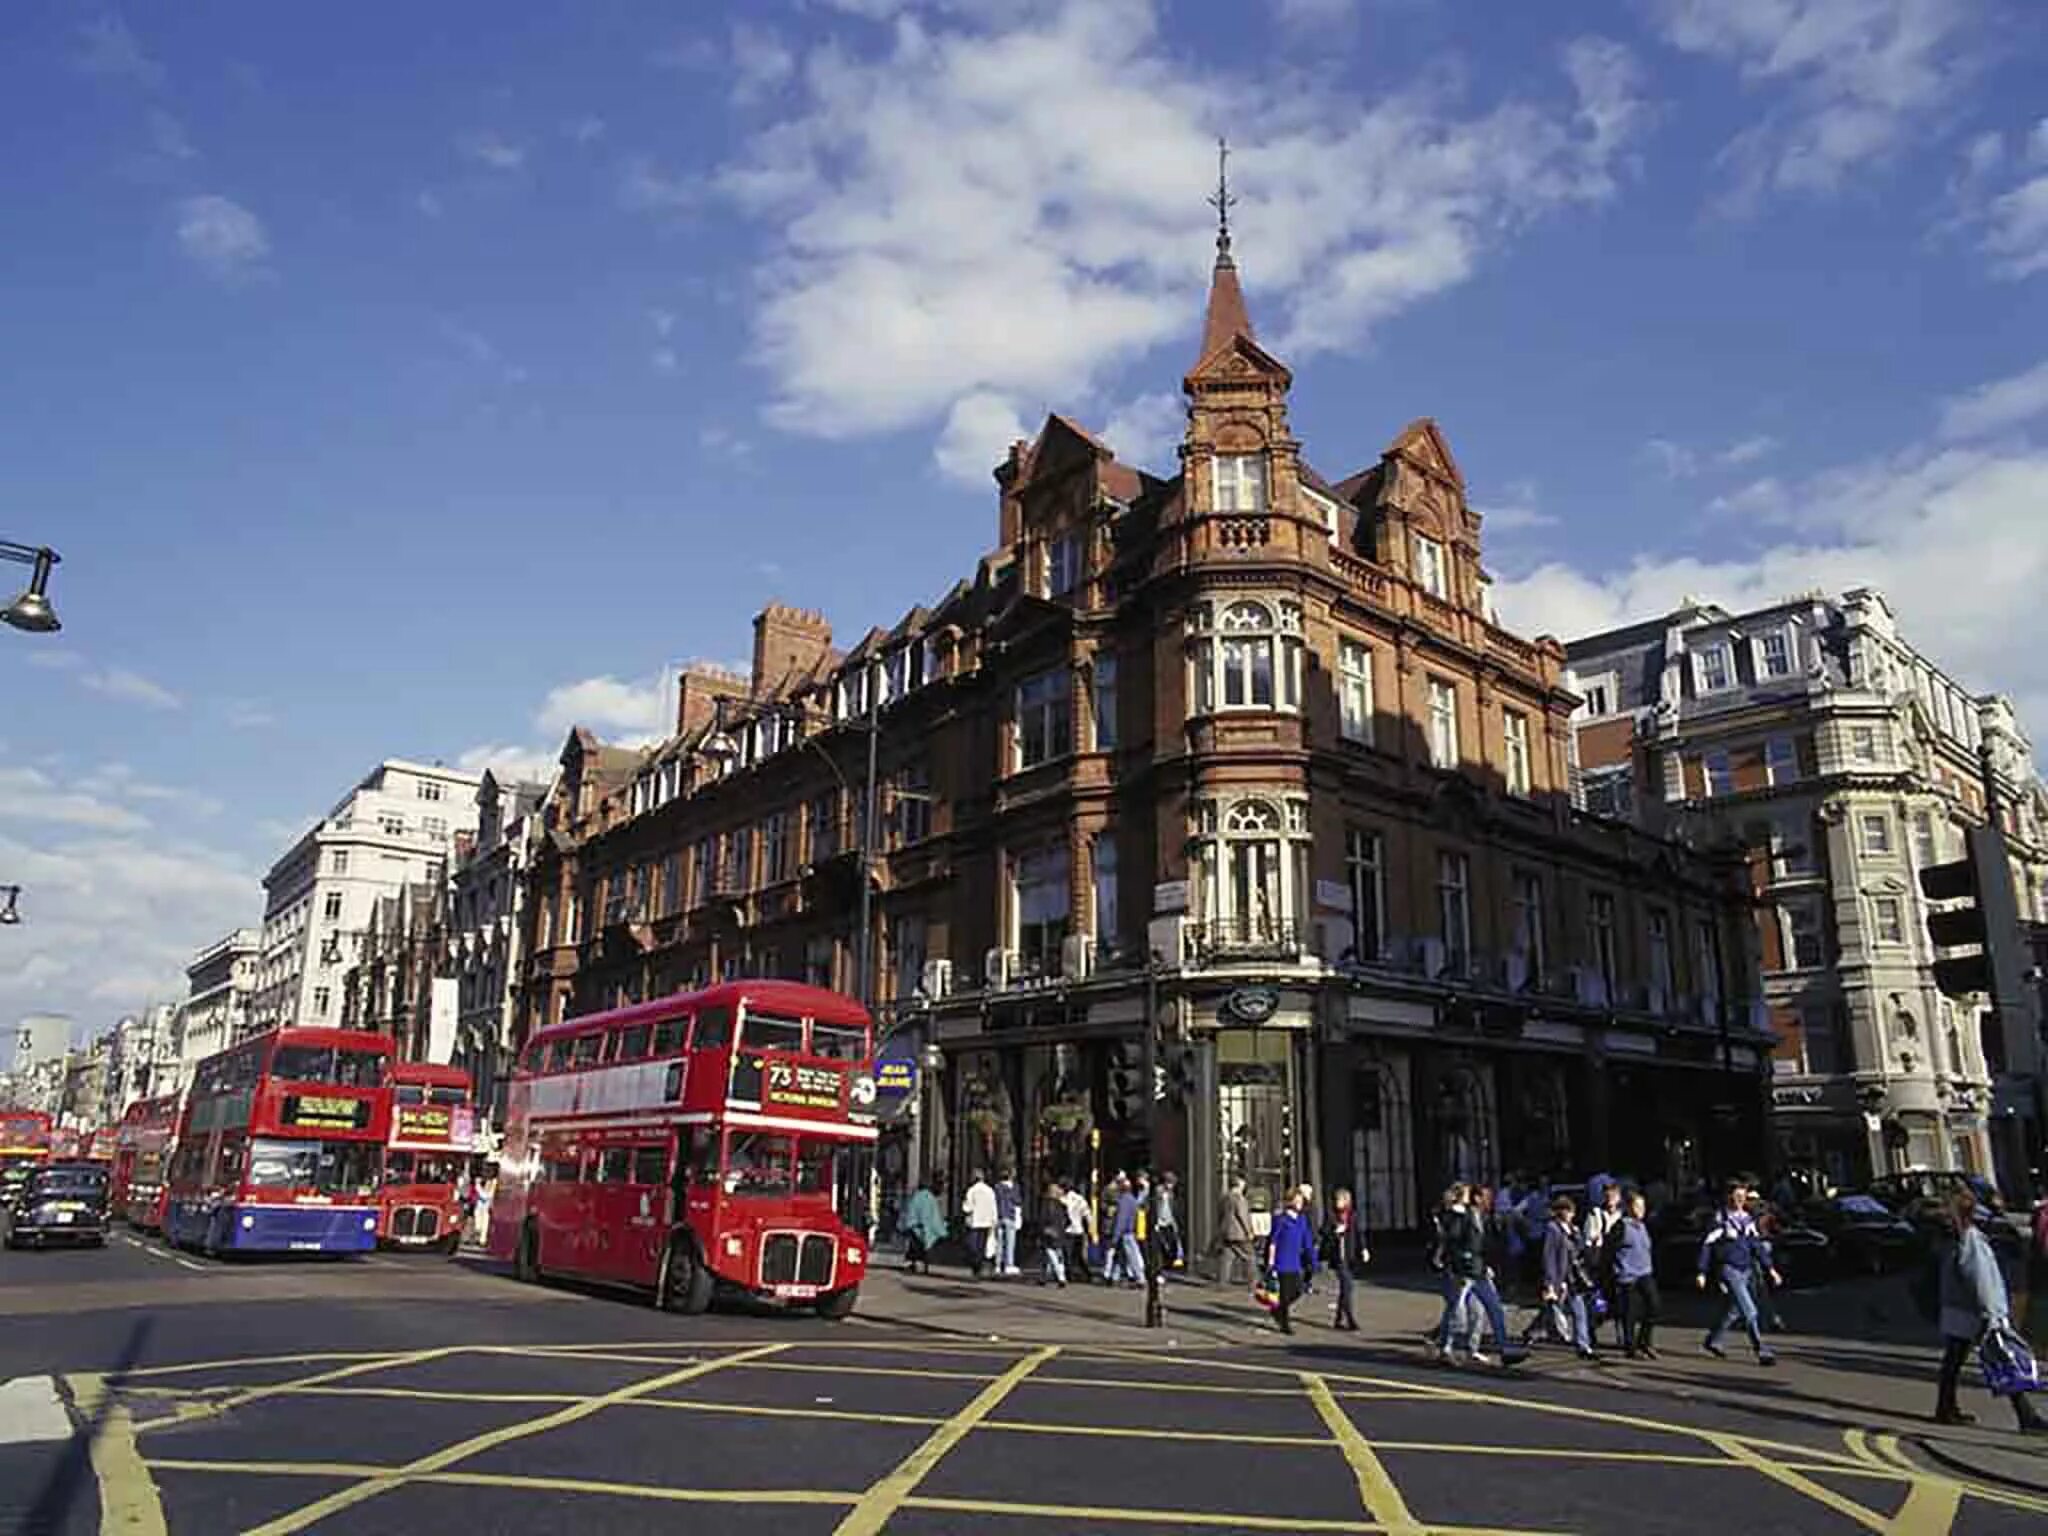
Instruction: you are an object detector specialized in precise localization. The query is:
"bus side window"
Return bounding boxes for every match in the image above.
[680,1127,718,1190]
[523,1042,546,1073]
[630,1146,667,1186]
[570,1034,602,1069]
[653,1016,687,1055]
[619,1024,652,1062]
[597,1147,632,1184]
[691,1007,732,1049]
[543,1040,572,1073]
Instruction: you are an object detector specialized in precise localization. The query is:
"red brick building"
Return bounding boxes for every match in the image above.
[513,231,1767,1246]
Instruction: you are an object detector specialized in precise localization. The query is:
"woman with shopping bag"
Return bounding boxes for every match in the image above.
[1934,1187,2044,1432]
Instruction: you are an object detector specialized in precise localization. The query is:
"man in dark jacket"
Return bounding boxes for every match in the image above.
[1696,1183,1780,1366]
[1430,1183,1515,1367]
[1539,1195,1596,1360]
[1216,1176,1256,1288]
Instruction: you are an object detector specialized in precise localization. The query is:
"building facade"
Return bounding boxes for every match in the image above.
[102,1005,174,1119]
[1567,590,2048,1194]
[340,878,457,1065]
[449,772,548,1128]
[161,929,260,1098]
[252,760,480,1036]
[513,236,1769,1247]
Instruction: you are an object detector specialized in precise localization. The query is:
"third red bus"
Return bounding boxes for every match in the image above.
[379,1062,477,1253]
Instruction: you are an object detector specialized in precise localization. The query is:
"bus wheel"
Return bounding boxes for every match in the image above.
[514,1222,541,1284]
[814,1286,859,1321]
[657,1239,713,1316]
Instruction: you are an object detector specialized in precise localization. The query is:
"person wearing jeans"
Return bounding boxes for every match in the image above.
[1431,1183,1514,1366]
[1698,1183,1779,1365]
[994,1171,1022,1278]
[1039,1181,1069,1287]
[1540,1195,1596,1360]
[1320,1187,1369,1331]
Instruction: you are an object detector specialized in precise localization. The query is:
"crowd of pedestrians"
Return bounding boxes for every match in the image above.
[883,1163,2047,1435]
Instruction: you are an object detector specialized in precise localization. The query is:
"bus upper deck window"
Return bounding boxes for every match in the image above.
[692,1007,733,1049]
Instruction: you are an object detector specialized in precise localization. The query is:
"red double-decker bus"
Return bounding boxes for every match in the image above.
[0,1110,54,1210]
[163,1026,395,1255]
[379,1062,477,1253]
[109,1094,182,1229]
[490,979,878,1317]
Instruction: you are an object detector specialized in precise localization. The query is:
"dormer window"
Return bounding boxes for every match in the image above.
[1412,534,1448,599]
[1046,532,1083,598]
[1695,643,1734,694]
[1213,455,1267,514]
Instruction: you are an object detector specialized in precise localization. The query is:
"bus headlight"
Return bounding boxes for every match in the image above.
[241,1215,255,1230]
[846,1246,864,1266]
[362,1216,378,1231]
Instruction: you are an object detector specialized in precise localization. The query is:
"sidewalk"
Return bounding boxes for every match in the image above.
[853,1259,2048,1494]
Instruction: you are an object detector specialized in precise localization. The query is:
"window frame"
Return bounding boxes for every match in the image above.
[1338,638,1374,745]
[1502,708,1532,797]
[1015,667,1074,771]
[1426,678,1459,770]
[1695,644,1735,694]
[1412,533,1448,599]
[1212,454,1268,515]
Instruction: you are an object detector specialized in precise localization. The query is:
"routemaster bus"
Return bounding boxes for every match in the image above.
[0,1110,54,1211]
[379,1062,476,1252]
[109,1094,182,1230]
[490,979,878,1317]
[163,1026,395,1255]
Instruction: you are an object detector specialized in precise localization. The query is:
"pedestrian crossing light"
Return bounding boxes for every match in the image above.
[1108,1042,1145,1123]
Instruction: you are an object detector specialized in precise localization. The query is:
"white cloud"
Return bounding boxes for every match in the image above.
[1938,357,2048,440]
[0,768,150,832]
[721,1,1644,453]
[149,110,196,161]
[1474,502,1557,533]
[620,158,698,213]
[75,14,164,88]
[1946,117,2048,279]
[535,674,670,740]
[0,828,261,1031]
[81,666,181,709]
[934,391,1032,486]
[566,115,607,145]
[1273,0,1359,29]
[1101,392,1185,471]
[652,347,680,375]
[458,130,527,172]
[1496,382,2048,731]
[1706,475,1789,518]
[175,194,270,281]
[732,24,796,104]
[454,743,559,785]
[698,425,753,460]
[1983,173,2048,279]
[1644,437,1700,478]
[415,189,445,218]
[1650,0,1979,207]
[1719,434,1779,466]
[223,699,277,729]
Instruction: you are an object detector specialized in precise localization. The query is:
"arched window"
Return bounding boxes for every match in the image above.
[1187,598,1304,715]
[1193,795,1311,953]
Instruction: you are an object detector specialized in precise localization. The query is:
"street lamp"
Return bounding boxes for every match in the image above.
[1,543,61,634]
[0,886,20,927]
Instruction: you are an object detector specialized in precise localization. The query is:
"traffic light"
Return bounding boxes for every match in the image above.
[1920,853,1991,997]
[1108,1042,1144,1123]
[1161,1045,1198,1106]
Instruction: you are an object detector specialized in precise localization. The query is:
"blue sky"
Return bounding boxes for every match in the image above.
[4,0,2046,1041]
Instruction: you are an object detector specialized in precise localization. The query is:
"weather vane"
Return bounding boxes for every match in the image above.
[1208,136,1236,261]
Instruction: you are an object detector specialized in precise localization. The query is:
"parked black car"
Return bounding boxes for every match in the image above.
[2,1161,110,1249]
[1865,1170,2023,1258]
[1797,1193,1923,1276]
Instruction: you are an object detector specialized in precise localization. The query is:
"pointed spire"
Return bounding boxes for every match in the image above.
[1197,137,1253,363]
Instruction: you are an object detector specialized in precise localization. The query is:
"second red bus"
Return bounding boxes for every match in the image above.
[109,1093,182,1230]
[379,1062,476,1253]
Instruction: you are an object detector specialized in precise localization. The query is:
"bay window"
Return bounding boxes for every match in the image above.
[1188,598,1304,715]
[1193,795,1311,950]
[1213,454,1267,514]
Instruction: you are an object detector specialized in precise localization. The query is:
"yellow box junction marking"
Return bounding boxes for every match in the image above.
[240,1343,788,1536]
[64,1373,168,1536]
[832,1344,1058,1536]
[1305,1372,1422,1536]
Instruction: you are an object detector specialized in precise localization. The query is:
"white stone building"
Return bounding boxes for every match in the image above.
[1568,589,2048,1193]
[251,761,481,1035]
[158,929,261,1098]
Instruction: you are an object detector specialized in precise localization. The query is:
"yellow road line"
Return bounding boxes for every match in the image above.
[905,1495,1384,1532]
[1032,1373,1324,1398]
[832,1345,1058,1536]
[132,1345,466,1435]
[1306,1372,1422,1535]
[149,1458,391,1478]
[240,1343,788,1536]
[65,1373,168,1536]
[634,1397,945,1429]
[742,1359,1002,1383]
[985,1418,1326,1447]
[116,1348,411,1381]
[1704,1432,1888,1534]
[264,1385,586,1407]
[1872,1434,1920,1474]
[1886,1473,1963,1536]
[1844,1429,1887,1470]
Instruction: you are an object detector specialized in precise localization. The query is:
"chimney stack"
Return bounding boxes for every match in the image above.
[751,603,834,697]
[675,665,749,738]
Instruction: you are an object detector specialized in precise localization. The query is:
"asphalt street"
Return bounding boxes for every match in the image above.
[3,1234,2044,1536]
